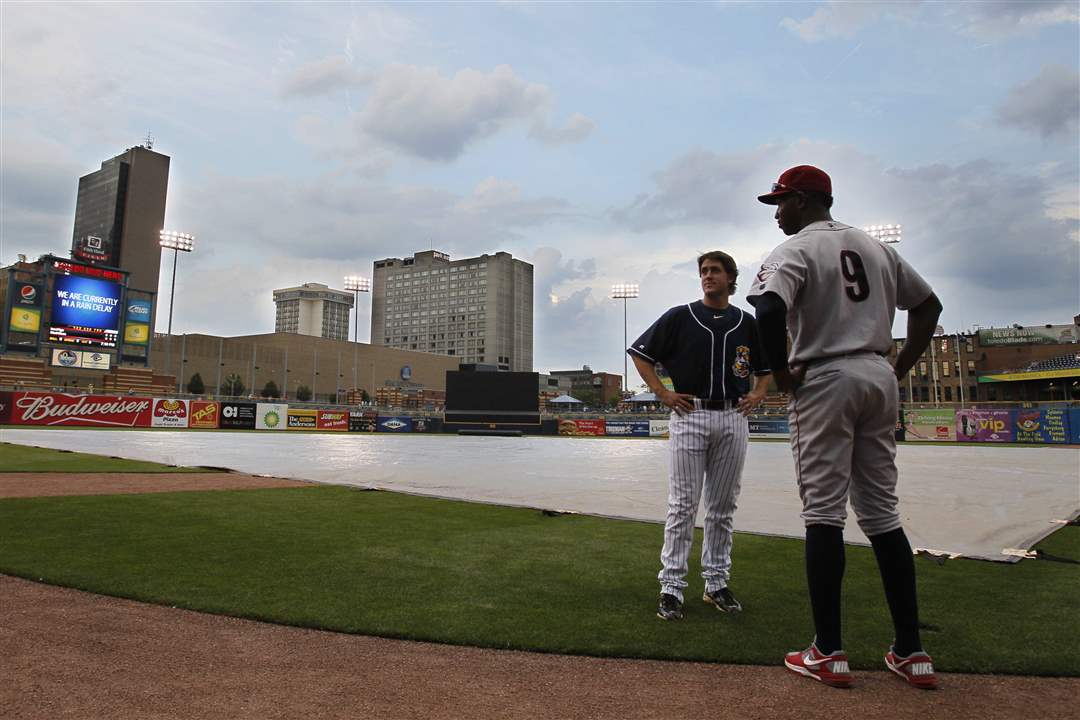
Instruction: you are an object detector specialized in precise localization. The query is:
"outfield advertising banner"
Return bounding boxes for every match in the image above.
[151,399,190,428]
[10,392,152,427]
[317,410,349,431]
[349,410,377,432]
[558,418,606,436]
[377,416,413,432]
[1070,409,1080,445]
[189,401,220,429]
[219,402,256,429]
[1013,409,1071,444]
[748,418,790,438]
[9,306,41,333]
[0,391,12,424]
[649,419,670,437]
[287,408,318,430]
[256,403,288,430]
[605,420,650,437]
[956,409,1014,443]
[902,408,957,442]
[411,416,442,433]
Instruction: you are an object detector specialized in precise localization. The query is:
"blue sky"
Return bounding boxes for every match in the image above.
[2,1,1078,386]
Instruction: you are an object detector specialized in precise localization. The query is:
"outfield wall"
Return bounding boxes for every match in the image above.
[1,390,1077,444]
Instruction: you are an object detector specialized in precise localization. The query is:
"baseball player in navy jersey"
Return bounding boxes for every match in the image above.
[628,251,771,621]
[747,166,943,689]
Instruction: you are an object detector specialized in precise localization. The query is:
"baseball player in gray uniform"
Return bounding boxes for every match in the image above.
[628,251,771,621]
[747,165,943,689]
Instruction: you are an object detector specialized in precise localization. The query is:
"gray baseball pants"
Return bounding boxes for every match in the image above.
[658,400,748,601]
[788,353,903,536]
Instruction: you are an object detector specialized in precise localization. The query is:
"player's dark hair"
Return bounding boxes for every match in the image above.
[805,191,834,209]
[697,250,738,294]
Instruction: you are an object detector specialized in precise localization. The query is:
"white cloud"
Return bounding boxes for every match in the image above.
[781,1,919,42]
[529,112,595,145]
[279,56,372,98]
[954,0,1080,38]
[995,65,1080,140]
[355,64,593,161]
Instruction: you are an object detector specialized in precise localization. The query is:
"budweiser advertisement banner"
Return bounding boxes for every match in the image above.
[11,392,153,427]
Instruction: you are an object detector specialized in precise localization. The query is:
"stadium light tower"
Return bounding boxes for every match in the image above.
[159,231,195,336]
[344,275,371,343]
[863,223,902,244]
[611,283,640,394]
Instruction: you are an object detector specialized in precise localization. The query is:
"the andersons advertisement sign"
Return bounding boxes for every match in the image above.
[11,392,153,427]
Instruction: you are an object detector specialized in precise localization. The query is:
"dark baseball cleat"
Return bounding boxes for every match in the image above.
[657,593,684,620]
[703,586,742,613]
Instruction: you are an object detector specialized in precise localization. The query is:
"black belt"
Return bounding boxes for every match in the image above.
[698,398,739,410]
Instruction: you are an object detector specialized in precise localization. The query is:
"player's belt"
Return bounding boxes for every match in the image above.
[698,398,739,410]
[802,350,888,365]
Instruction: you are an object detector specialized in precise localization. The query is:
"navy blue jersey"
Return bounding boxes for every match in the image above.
[628,302,769,400]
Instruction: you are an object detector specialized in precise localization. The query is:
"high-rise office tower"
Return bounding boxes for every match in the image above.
[70,145,170,299]
[371,250,533,371]
[273,283,354,341]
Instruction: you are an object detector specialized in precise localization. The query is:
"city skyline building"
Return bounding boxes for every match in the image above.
[70,145,170,307]
[370,250,533,371]
[273,282,354,341]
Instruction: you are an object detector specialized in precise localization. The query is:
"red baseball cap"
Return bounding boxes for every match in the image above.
[757,165,832,204]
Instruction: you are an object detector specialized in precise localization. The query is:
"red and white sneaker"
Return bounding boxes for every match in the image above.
[885,648,938,689]
[784,644,853,688]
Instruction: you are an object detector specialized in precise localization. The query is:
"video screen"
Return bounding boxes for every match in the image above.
[48,274,122,348]
[445,371,539,424]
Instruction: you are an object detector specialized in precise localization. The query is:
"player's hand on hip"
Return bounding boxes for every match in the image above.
[738,389,765,417]
[774,365,806,394]
[658,389,696,416]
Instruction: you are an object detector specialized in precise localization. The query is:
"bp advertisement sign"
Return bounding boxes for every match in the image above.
[256,403,287,430]
[377,416,414,432]
[902,408,956,442]
[1013,409,1070,444]
[605,420,650,437]
[151,399,189,428]
[219,402,256,429]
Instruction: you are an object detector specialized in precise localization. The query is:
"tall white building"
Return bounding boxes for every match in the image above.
[273,283,354,341]
[370,250,533,371]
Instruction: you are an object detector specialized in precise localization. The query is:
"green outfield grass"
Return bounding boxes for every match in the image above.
[0,442,218,473]
[0,446,1076,676]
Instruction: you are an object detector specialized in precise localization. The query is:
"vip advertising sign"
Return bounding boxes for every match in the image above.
[605,420,650,437]
[219,402,257,429]
[256,403,288,430]
[956,409,1015,443]
[317,410,349,431]
[376,416,414,432]
[287,408,318,430]
[49,274,122,348]
[11,392,152,427]
[151,399,190,428]
[189,401,220,429]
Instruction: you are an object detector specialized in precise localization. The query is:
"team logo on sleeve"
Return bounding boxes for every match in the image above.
[733,345,751,378]
[756,261,780,284]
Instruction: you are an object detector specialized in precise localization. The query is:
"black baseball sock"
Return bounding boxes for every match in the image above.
[869,527,922,657]
[805,524,845,655]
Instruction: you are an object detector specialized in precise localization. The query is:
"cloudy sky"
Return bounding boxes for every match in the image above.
[2,1,1078,385]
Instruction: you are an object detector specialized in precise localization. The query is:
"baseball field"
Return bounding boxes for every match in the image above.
[0,441,1076,679]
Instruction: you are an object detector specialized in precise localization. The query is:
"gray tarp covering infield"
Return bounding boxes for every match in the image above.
[3,428,1077,562]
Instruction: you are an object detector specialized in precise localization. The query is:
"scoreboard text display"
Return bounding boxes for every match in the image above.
[49,273,122,348]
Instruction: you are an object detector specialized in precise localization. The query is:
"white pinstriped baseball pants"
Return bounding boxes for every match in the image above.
[658,400,749,601]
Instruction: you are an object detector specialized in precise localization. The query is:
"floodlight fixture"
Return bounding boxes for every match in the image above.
[159,230,195,252]
[611,283,640,299]
[344,275,371,343]
[863,224,902,243]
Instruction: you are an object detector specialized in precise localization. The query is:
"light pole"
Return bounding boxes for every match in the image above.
[611,283,639,395]
[159,230,195,382]
[159,231,195,335]
[344,275,371,343]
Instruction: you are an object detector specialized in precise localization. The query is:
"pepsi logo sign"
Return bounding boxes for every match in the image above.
[20,285,37,302]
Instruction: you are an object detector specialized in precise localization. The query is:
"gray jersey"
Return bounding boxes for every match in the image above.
[746,221,932,364]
